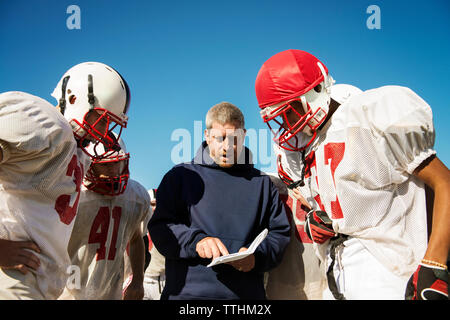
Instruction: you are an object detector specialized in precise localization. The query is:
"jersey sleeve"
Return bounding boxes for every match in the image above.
[139,190,151,237]
[0,91,71,168]
[359,86,435,178]
[127,180,152,237]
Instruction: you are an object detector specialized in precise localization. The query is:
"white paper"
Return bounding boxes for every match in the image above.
[207,229,268,267]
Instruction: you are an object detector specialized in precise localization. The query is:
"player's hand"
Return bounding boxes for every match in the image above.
[196,237,229,259]
[304,210,336,244]
[123,277,144,300]
[227,247,255,272]
[405,263,449,300]
[292,187,312,210]
[0,239,41,274]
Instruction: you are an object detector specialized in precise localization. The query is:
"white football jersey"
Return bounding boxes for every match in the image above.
[65,179,150,300]
[0,91,91,299]
[145,235,165,277]
[292,86,435,278]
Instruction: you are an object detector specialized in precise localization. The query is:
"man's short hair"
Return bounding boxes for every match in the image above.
[206,102,245,129]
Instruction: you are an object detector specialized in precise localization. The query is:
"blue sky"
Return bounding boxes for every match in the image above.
[1,0,449,190]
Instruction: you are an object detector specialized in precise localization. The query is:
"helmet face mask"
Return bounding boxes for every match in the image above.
[261,80,331,151]
[84,152,130,196]
[262,99,310,151]
[52,62,130,159]
[83,135,130,196]
[73,108,126,159]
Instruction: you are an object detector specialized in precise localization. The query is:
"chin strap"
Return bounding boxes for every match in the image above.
[278,150,307,189]
[288,150,306,188]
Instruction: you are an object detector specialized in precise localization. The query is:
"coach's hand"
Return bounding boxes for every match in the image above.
[305,210,336,244]
[0,239,41,274]
[405,263,449,300]
[227,247,255,272]
[196,237,229,259]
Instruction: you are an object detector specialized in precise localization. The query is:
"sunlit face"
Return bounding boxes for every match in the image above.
[205,121,246,168]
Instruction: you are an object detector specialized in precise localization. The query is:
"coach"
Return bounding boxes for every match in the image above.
[148,102,290,300]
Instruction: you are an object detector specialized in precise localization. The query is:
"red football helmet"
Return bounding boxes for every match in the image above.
[83,135,130,196]
[255,50,334,151]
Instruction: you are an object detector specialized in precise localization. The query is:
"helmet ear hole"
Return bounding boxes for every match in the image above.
[69,95,76,104]
[314,84,322,93]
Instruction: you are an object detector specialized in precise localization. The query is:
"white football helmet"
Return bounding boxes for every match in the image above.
[83,134,130,196]
[51,62,130,159]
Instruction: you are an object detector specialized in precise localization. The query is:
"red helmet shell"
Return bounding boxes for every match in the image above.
[255,49,328,109]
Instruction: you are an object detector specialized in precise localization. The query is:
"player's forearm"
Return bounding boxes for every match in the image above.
[129,233,145,282]
[414,156,450,266]
[423,179,450,265]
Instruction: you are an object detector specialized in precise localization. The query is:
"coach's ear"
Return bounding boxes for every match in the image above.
[204,129,211,146]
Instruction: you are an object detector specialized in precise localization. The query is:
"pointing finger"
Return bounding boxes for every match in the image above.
[214,239,229,256]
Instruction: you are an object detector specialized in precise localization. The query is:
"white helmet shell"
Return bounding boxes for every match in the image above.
[52,62,130,158]
[52,62,129,125]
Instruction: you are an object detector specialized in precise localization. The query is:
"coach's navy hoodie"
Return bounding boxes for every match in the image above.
[148,141,290,300]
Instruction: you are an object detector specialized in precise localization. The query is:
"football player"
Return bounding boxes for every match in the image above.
[264,85,362,300]
[0,62,130,299]
[255,49,449,300]
[62,137,151,300]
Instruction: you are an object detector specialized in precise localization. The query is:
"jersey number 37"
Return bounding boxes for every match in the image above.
[54,155,84,225]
